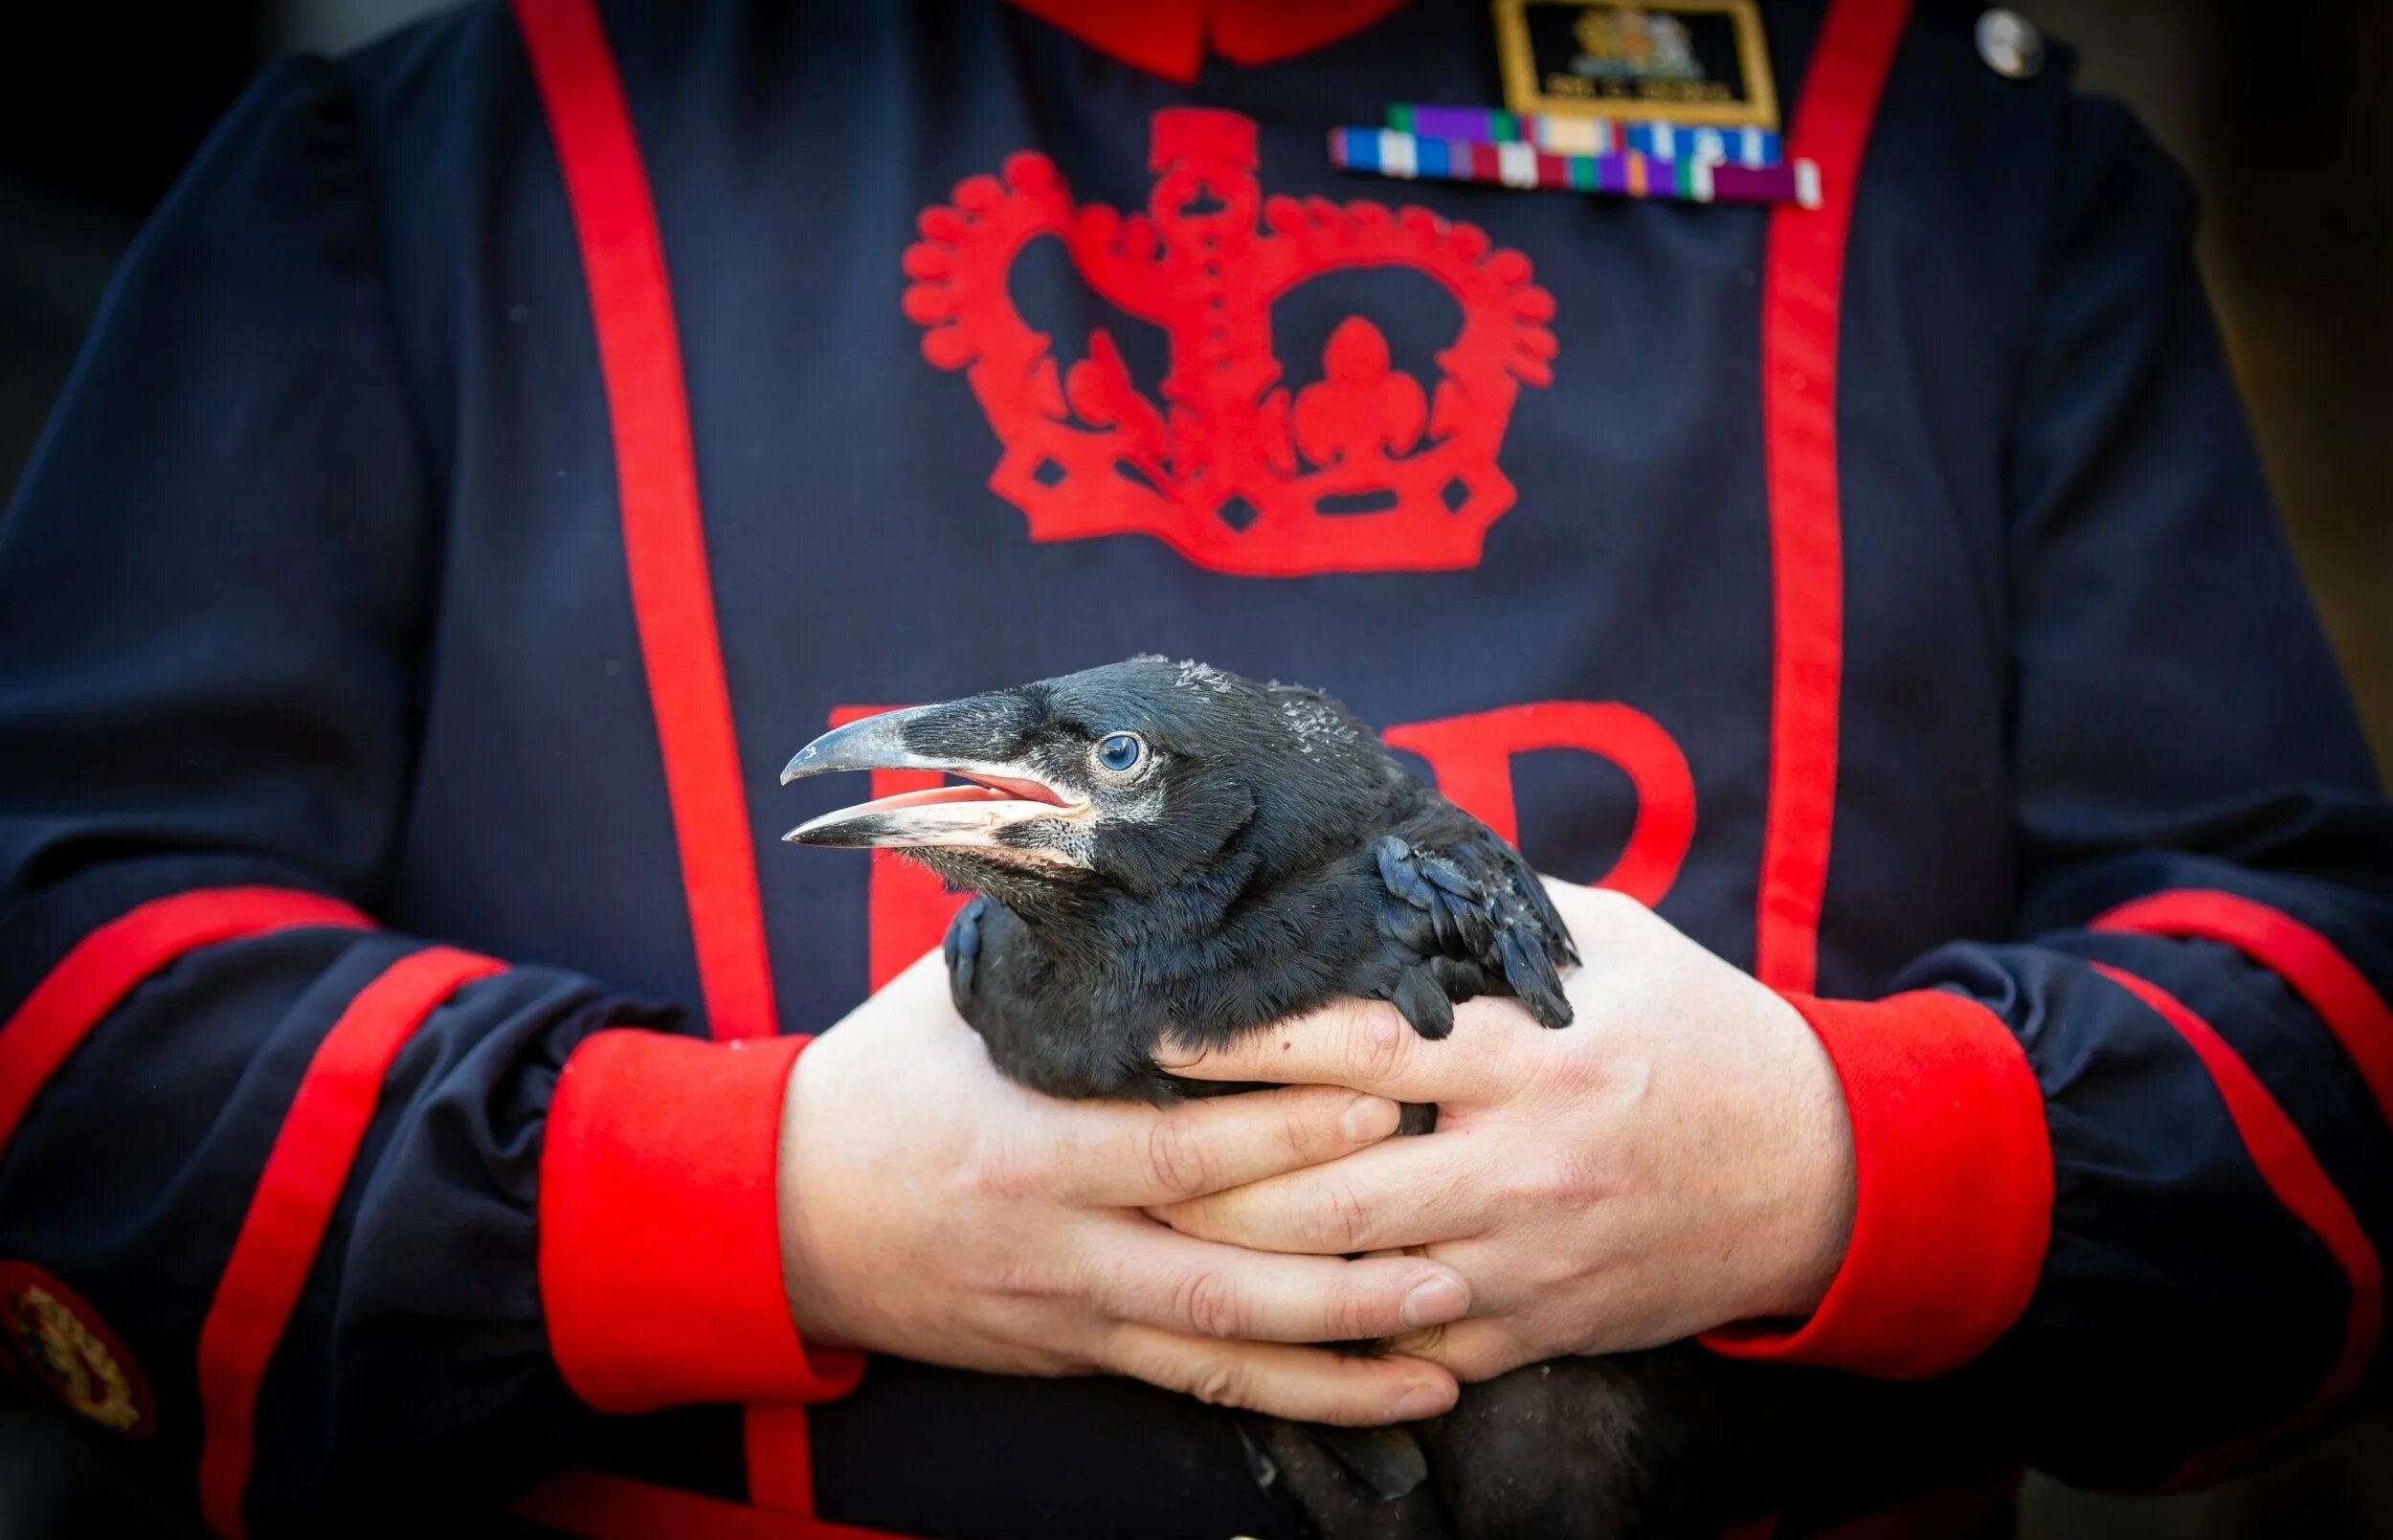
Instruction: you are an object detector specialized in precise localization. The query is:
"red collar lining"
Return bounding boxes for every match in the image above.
[1005,0,1405,83]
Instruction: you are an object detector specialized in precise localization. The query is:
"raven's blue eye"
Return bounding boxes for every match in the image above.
[1095,732,1145,773]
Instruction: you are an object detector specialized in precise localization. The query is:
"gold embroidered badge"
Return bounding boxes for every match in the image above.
[1494,0,1779,127]
[0,1261,154,1438]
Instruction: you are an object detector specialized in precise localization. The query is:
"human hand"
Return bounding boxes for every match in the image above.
[775,950,1472,1424]
[1153,880,1856,1383]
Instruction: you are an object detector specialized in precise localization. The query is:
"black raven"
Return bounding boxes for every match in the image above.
[781,655,1575,1101]
[778,658,1979,1539]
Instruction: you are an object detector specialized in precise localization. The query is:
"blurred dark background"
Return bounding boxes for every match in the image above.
[2,1,2387,1535]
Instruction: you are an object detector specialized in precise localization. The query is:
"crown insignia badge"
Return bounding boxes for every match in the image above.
[903,109,1558,576]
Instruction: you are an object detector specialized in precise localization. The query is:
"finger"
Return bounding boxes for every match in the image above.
[1159,1134,1486,1256]
[1094,1220,1473,1344]
[1154,997,1513,1103]
[1104,1324,1459,1426]
[1386,1317,1528,1383]
[1059,1083,1403,1208]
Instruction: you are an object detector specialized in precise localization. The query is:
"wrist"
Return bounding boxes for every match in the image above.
[1757,988,1858,1319]
[1702,989,2050,1378]
[775,1031,868,1351]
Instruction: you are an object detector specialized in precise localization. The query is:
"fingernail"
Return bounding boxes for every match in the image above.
[1340,1094,1400,1142]
[1391,1381,1449,1420]
[1400,1274,1469,1330]
[1153,1037,1202,1068]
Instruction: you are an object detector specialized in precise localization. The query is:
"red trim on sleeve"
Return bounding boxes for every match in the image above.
[194,946,504,1539]
[0,887,373,1163]
[514,1468,906,1540]
[539,1029,864,1414]
[2087,963,2383,1487]
[1702,990,2052,1377]
[1750,0,1911,993]
[513,0,778,1046]
[2095,888,2393,1129]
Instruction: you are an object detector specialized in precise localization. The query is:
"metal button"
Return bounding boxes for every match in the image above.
[1975,9,2045,79]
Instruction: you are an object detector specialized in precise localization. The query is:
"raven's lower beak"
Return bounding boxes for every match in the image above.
[778,704,1086,854]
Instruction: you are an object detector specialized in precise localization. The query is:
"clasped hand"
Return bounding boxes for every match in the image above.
[779,952,1469,1425]
[1157,880,1857,1383]
[778,882,1854,1422]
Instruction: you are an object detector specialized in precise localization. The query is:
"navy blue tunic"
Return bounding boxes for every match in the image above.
[2,1,2388,1534]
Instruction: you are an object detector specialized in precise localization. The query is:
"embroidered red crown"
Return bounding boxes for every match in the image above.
[902,109,1558,576]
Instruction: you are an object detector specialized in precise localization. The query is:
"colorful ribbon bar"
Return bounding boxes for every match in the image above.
[1330,127,1821,210]
[1386,104,1783,168]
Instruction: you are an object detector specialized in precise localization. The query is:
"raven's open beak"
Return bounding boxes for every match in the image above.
[778,704,1086,853]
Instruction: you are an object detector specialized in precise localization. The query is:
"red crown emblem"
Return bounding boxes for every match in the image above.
[903,109,1558,576]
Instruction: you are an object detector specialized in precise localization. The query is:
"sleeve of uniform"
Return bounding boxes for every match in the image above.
[0,57,855,1535]
[1701,89,2393,1485]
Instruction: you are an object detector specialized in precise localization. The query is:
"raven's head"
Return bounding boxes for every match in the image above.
[779,658,1392,908]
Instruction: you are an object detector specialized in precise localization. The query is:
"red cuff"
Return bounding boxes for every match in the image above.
[1701,990,2053,1378]
[540,1030,864,1412]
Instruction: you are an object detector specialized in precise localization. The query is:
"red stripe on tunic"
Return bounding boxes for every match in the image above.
[0,888,372,1161]
[514,0,779,1046]
[2096,888,2393,1129]
[194,947,503,1537]
[2091,962,2382,1485]
[1751,0,1912,993]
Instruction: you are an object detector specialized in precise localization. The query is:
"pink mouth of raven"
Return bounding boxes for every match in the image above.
[834,770,1081,819]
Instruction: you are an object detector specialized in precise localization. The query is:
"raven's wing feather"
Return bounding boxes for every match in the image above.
[1373,794,1579,1036]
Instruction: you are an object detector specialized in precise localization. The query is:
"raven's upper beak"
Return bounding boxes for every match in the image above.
[778,703,1086,854]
